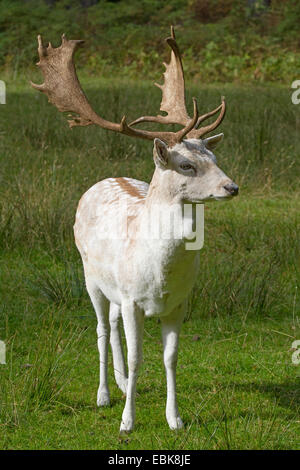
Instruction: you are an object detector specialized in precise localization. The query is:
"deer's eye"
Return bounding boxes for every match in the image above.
[180,163,195,172]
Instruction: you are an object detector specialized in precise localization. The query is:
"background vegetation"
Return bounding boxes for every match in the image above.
[0,0,300,82]
[0,0,299,451]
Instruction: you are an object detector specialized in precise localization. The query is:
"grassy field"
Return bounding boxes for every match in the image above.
[0,78,299,449]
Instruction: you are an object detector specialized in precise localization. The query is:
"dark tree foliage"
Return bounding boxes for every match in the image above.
[0,0,299,83]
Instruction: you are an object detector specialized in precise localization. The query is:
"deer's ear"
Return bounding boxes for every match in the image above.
[153,138,169,168]
[203,133,224,150]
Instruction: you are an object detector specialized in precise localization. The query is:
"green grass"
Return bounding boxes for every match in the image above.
[0,79,299,449]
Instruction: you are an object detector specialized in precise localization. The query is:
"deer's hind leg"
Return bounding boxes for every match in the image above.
[85,279,110,407]
[109,302,128,394]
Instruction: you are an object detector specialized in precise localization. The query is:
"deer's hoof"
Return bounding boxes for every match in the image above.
[97,390,110,407]
[167,415,184,430]
[120,416,134,434]
[119,427,132,436]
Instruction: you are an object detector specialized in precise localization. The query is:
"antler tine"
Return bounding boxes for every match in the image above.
[187,96,226,139]
[31,34,120,130]
[30,34,196,147]
[176,97,198,142]
[130,26,226,140]
[129,25,189,128]
[122,96,198,147]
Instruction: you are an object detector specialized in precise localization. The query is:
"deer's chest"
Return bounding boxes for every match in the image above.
[118,242,200,317]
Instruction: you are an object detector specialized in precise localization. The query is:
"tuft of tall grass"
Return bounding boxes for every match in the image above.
[0,315,87,425]
[25,260,86,307]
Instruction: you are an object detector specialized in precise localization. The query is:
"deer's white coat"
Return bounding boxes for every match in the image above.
[74,136,237,432]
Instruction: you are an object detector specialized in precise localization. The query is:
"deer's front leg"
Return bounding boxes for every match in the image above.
[120,301,144,433]
[161,305,185,430]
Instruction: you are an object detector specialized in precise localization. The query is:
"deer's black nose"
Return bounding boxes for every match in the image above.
[224,183,239,196]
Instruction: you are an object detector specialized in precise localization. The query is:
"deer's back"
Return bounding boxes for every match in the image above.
[74,178,148,298]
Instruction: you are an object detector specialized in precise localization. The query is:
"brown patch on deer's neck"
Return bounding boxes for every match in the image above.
[115,178,145,199]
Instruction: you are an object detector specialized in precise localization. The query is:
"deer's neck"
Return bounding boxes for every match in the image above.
[145,167,180,207]
[123,169,201,315]
[133,168,203,255]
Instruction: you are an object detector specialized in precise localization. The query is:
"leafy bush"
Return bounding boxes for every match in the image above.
[0,0,299,83]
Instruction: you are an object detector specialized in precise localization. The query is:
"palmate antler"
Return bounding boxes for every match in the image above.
[130,26,226,139]
[30,34,199,147]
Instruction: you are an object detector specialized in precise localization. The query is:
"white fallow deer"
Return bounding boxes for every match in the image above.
[31,27,238,433]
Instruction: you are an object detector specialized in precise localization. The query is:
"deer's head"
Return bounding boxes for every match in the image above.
[31,27,238,202]
[152,136,238,203]
[129,26,238,203]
